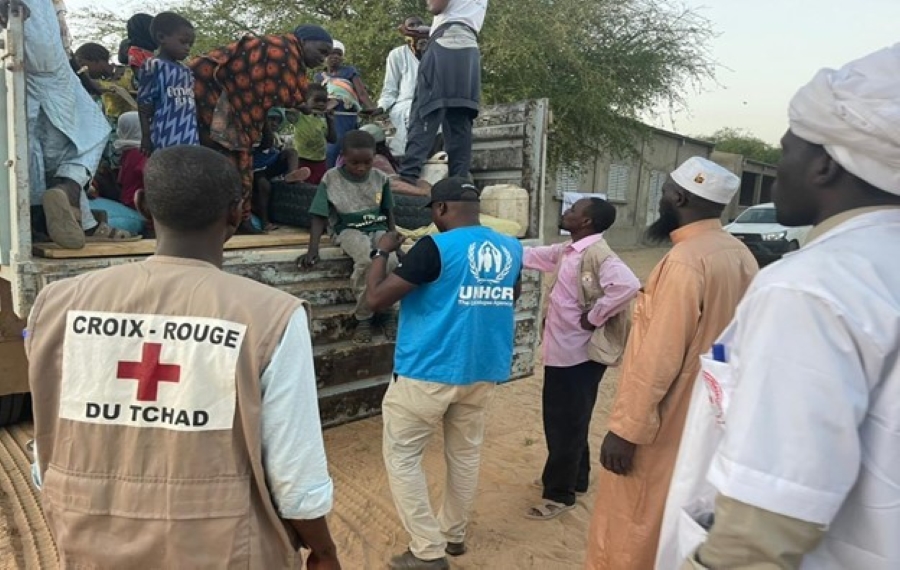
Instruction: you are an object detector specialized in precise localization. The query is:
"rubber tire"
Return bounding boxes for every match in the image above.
[269,182,317,228]
[787,240,800,251]
[269,181,434,231]
[392,194,432,230]
[0,392,32,427]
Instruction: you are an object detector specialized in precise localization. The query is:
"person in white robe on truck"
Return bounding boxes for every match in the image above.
[376,16,431,157]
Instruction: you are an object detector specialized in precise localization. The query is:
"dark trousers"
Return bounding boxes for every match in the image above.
[326,112,359,168]
[541,361,607,506]
[398,106,474,183]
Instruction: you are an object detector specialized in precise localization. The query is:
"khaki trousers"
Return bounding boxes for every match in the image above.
[382,375,495,560]
[335,229,398,320]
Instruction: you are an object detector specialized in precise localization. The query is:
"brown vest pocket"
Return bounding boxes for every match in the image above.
[43,465,252,568]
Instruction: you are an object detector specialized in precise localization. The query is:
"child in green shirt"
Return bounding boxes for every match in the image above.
[299,130,398,343]
[293,83,336,184]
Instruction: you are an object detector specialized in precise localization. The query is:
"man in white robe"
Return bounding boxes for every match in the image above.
[377,16,431,157]
[681,43,900,570]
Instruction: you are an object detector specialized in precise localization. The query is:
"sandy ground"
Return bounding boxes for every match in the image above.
[0,247,668,570]
[0,513,23,569]
[325,247,667,569]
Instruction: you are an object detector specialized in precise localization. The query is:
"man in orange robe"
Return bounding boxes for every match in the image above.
[584,157,758,570]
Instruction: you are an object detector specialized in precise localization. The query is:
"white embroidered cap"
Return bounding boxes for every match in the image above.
[670,156,740,205]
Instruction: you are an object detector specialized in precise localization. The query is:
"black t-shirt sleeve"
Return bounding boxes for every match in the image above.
[394,236,441,285]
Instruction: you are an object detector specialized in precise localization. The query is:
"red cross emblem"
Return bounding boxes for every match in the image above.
[117,343,181,401]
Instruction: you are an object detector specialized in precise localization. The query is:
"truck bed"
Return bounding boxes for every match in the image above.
[18,231,541,426]
[2,90,551,426]
[30,227,317,259]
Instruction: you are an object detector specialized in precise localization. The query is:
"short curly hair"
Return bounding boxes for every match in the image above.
[143,146,242,231]
[341,129,376,154]
[149,12,194,40]
[74,43,110,63]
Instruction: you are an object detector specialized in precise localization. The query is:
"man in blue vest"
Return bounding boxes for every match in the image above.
[367,177,523,570]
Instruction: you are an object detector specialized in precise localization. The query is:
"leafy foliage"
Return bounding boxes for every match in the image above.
[70,0,714,166]
[701,127,782,165]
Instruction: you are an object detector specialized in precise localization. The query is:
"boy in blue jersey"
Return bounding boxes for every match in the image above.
[138,12,199,156]
[366,177,524,570]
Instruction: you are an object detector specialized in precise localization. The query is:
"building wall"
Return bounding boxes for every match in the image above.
[712,152,779,221]
[544,131,714,248]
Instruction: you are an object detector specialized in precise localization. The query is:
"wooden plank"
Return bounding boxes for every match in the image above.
[32,229,318,259]
[471,146,525,172]
[472,124,525,142]
[33,240,154,259]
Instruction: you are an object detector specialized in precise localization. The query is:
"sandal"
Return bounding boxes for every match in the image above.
[381,312,398,341]
[284,167,312,183]
[353,318,373,344]
[43,186,85,249]
[85,222,141,242]
[525,500,575,520]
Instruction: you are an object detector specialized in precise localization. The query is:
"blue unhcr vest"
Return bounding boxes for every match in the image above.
[394,225,523,385]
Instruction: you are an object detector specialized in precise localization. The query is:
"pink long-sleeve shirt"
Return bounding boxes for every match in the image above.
[525,234,640,367]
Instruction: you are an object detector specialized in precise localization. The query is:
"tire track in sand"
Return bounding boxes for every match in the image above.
[0,424,58,569]
[328,456,408,569]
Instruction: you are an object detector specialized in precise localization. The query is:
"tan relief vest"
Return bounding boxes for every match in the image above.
[26,256,307,569]
[544,238,631,366]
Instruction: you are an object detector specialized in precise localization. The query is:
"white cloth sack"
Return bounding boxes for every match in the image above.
[655,354,735,570]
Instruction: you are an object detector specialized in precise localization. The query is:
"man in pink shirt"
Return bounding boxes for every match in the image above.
[524,197,640,519]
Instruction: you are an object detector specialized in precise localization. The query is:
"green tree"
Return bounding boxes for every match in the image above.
[701,127,782,165]
[482,0,714,165]
[71,0,714,166]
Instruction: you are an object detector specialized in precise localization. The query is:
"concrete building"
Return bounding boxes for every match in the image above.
[711,151,778,220]
[543,127,715,248]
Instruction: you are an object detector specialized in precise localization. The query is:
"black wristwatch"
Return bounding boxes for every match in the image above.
[370,249,390,259]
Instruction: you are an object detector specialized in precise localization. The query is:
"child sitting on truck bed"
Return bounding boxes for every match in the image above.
[114,111,147,210]
[299,130,399,343]
[252,108,309,231]
[73,42,137,121]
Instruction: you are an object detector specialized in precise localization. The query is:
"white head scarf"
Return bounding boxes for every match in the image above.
[789,43,900,195]
[113,111,142,152]
[332,40,346,55]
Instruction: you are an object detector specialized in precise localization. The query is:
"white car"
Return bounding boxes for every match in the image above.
[725,203,811,265]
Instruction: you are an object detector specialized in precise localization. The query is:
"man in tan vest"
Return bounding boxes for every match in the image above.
[584,157,757,570]
[523,197,640,520]
[26,145,341,569]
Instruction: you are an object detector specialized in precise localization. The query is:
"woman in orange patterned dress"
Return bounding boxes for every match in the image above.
[191,25,332,233]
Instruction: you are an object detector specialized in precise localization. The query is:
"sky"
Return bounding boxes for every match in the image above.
[655,0,900,143]
[65,0,900,145]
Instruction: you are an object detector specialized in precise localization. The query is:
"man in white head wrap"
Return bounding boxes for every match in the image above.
[584,156,758,570]
[678,45,900,570]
